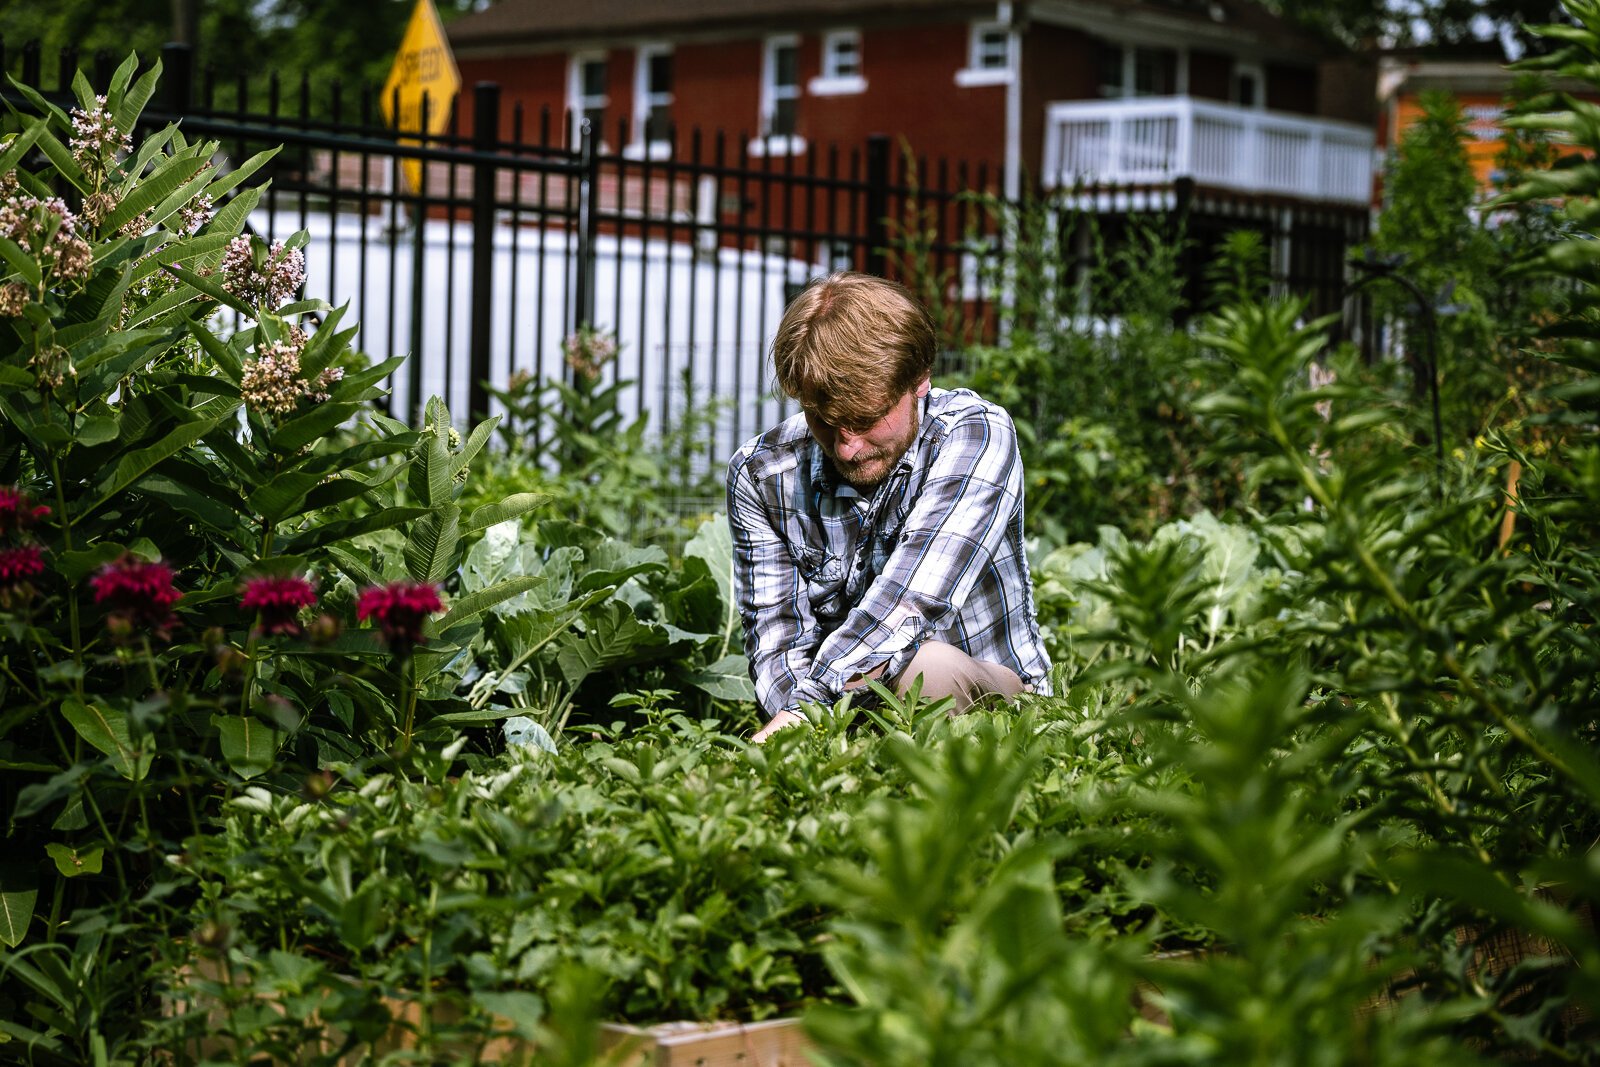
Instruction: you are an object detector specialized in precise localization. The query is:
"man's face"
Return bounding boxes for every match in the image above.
[805,378,929,490]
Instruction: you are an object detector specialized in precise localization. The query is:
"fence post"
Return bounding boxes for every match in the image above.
[161,42,192,116]
[58,46,78,93]
[21,39,40,92]
[1173,175,1196,326]
[468,81,500,425]
[572,119,599,333]
[864,133,890,277]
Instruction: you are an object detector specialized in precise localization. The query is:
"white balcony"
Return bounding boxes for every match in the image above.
[1041,97,1374,206]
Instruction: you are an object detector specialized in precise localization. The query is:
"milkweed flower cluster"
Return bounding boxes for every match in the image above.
[239,338,344,418]
[239,574,318,637]
[177,192,214,235]
[0,487,50,608]
[0,194,92,283]
[562,326,619,379]
[356,580,443,653]
[0,282,28,318]
[69,96,131,170]
[220,235,306,309]
[90,555,180,641]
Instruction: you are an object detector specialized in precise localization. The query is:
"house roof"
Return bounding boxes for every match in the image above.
[448,0,984,49]
[447,0,1331,57]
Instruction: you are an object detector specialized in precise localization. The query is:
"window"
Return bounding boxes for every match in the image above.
[570,52,608,144]
[636,45,675,149]
[824,29,860,79]
[1232,60,1263,108]
[972,23,1011,69]
[1097,44,1177,98]
[761,35,801,139]
[956,21,1013,87]
[812,28,866,95]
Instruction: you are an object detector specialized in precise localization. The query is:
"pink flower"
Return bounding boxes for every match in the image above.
[0,544,44,587]
[240,574,318,637]
[0,487,50,536]
[356,580,443,651]
[90,555,180,640]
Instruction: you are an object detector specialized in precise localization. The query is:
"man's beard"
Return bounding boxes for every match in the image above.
[835,404,919,490]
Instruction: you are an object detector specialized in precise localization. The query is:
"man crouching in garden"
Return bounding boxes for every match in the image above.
[727,272,1051,742]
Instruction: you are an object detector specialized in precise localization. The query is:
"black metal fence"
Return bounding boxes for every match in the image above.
[1,40,1371,468]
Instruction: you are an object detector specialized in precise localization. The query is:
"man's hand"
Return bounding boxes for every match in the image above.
[751,709,806,744]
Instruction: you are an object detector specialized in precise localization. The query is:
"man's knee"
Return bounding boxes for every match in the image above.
[895,641,1023,712]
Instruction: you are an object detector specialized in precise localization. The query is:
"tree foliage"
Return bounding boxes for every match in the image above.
[1268,0,1569,55]
[0,0,484,117]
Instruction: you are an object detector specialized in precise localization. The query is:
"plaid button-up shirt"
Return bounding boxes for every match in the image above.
[727,387,1051,718]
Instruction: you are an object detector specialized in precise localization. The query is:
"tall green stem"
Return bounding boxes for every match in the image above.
[48,453,84,700]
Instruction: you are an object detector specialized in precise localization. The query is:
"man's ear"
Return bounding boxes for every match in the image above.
[915,377,931,398]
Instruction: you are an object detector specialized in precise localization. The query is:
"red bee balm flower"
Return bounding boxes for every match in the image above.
[0,544,45,587]
[356,581,443,651]
[240,575,318,637]
[0,487,50,536]
[90,556,180,639]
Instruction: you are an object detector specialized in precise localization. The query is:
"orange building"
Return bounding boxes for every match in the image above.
[1376,57,1595,196]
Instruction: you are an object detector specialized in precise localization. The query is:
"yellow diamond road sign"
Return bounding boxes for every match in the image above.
[382,0,462,195]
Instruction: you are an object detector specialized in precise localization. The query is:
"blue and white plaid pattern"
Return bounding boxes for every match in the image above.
[727,387,1052,718]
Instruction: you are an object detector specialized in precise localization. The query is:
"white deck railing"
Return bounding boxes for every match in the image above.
[1042,97,1374,206]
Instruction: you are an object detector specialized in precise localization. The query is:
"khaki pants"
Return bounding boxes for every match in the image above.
[847,640,1024,713]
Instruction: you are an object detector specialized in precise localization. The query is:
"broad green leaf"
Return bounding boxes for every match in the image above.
[437,575,547,630]
[136,472,247,532]
[76,415,120,448]
[62,699,151,781]
[130,232,235,284]
[555,601,669,689]
[685,516,739,649]
[0,364,36,387]
[280,506,430,554]
[163,262,255,317]
[103,147,211,231]
[0,236,42,288]
[683,654,757,703]
[272,401,364,454]
[54,543,130,584]
[200,147,279,204]
[574,539,669,594]
[210,714,278,779]
[413,403,453,508]
[113,58,163,133]
[465,492,548,535]
[472,991,545,1040]
[0,121,43,177]
[44,843,104,879]
[0,862,37,947]
[248,470,324,524]
[89,416,223,516]
[405,505,462,584]
[450,415,500,477]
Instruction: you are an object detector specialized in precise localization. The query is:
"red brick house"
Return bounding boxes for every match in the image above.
[447,0,1376,205]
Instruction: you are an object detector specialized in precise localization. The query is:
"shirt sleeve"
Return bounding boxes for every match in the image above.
[727,451,819,719]
[788,408,1022,709]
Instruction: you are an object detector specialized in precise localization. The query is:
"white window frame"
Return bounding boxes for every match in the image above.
[755,34,806,156]
[630,43,675,158]
[956,20,1013,87]
[811,28,866,95]
[1232,59,1265,109]
[568,51,609,147]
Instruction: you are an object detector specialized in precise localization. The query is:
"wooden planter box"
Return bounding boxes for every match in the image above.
[160,958,809,1066]
[601,1019,811,1067]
